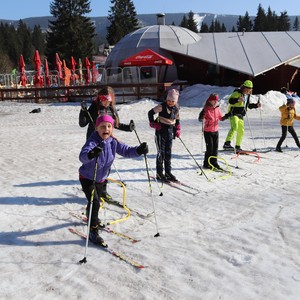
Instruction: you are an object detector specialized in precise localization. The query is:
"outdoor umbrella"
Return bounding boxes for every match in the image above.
[70,56,77,84]
[44,57,51,87]
[33,50,44,87]
[18,54,27,87]
[62,59,71,86]
[55,53,63,83]
[91,61,97,83]
[78,58,83,84]
[84,57,91,84]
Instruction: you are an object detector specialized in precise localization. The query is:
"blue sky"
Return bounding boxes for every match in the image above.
[0,0,300,20]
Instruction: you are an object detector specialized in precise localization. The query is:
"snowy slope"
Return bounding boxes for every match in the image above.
[0,84,300,300]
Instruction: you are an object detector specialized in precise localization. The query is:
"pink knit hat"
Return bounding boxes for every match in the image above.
[95,115,114,128]
[166,89,179,102]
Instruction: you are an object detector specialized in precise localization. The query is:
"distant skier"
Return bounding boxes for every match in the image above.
[276,98,300,152]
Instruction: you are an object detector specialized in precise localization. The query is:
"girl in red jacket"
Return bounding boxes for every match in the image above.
[198,93,226,170]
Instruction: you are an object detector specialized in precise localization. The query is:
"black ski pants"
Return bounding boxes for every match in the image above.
[155,126,174,175]
[204,131,219,167]
[277,125,300,148]
[80,178,106,227]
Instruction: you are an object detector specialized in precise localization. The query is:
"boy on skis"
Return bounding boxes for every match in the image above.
[79,115,148,245]
[148,89,181,182]
[223,80,261,152]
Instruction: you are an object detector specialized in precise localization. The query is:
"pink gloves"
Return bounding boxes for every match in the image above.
[150,122,162,130]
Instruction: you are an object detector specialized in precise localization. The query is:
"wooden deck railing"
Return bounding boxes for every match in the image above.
[0,82,188,103]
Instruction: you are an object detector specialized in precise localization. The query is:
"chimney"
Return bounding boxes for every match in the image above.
[156,13,165,25]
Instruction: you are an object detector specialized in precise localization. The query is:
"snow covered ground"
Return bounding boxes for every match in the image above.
[1,84,300,300]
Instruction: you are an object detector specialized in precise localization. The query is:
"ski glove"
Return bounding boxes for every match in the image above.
[150,122,161,131]
[129,120,135,132]
[88,145,103,159]
[222,113,230,121]
[175,124,181,138]
[81,101,88,111]
[136,142,149,155]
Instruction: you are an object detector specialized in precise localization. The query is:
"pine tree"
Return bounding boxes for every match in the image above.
[293,16,299,31]
[106,0,139,46]
[221,23,227,32]
[17,20,34,66]
[265,6,277,31]
[180,15,188,28]
[2,23,20,67]
[32,25,46,56]
[277,11,290,31]
[46,0,96,68]
[200,22,209,33]
[236,12,253,32]
[187,11,198,33]
[209,20,215,32]
[253,4,266,31]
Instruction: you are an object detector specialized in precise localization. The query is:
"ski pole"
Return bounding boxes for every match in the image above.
[258,96,266,149]
[178,137,209,181]
[133,128,160,237]
[112,162,126,185]
[200,120,204,166]
[286,122,289,148]
[245,111,256,151]
[134,128,163,195]
[79,158,98,264]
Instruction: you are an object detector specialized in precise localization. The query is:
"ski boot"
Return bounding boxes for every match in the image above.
[89,226,107,247]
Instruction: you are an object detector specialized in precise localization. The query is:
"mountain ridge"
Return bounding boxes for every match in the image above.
[1,12,299,37]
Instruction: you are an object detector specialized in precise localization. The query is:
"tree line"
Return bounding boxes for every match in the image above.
[0,1,299,74]
[182,4,299,33]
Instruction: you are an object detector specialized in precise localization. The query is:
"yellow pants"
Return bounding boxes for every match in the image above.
[225,116,244,146]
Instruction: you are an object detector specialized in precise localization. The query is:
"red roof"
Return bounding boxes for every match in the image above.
[120,49,173,67]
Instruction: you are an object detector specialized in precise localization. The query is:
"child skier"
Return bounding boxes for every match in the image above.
[223,80,261,152]
[79,115,148,245]
[148,88,181,182]
[79,86,135,202]
[276,98,300,152]
[79,86,135,140]
[198,93,227,170]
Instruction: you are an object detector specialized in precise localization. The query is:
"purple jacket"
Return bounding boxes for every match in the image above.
[79,131,139,182]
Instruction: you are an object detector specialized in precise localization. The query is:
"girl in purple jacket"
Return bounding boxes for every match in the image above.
[198,93,226,170]
[79,115,148,245]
